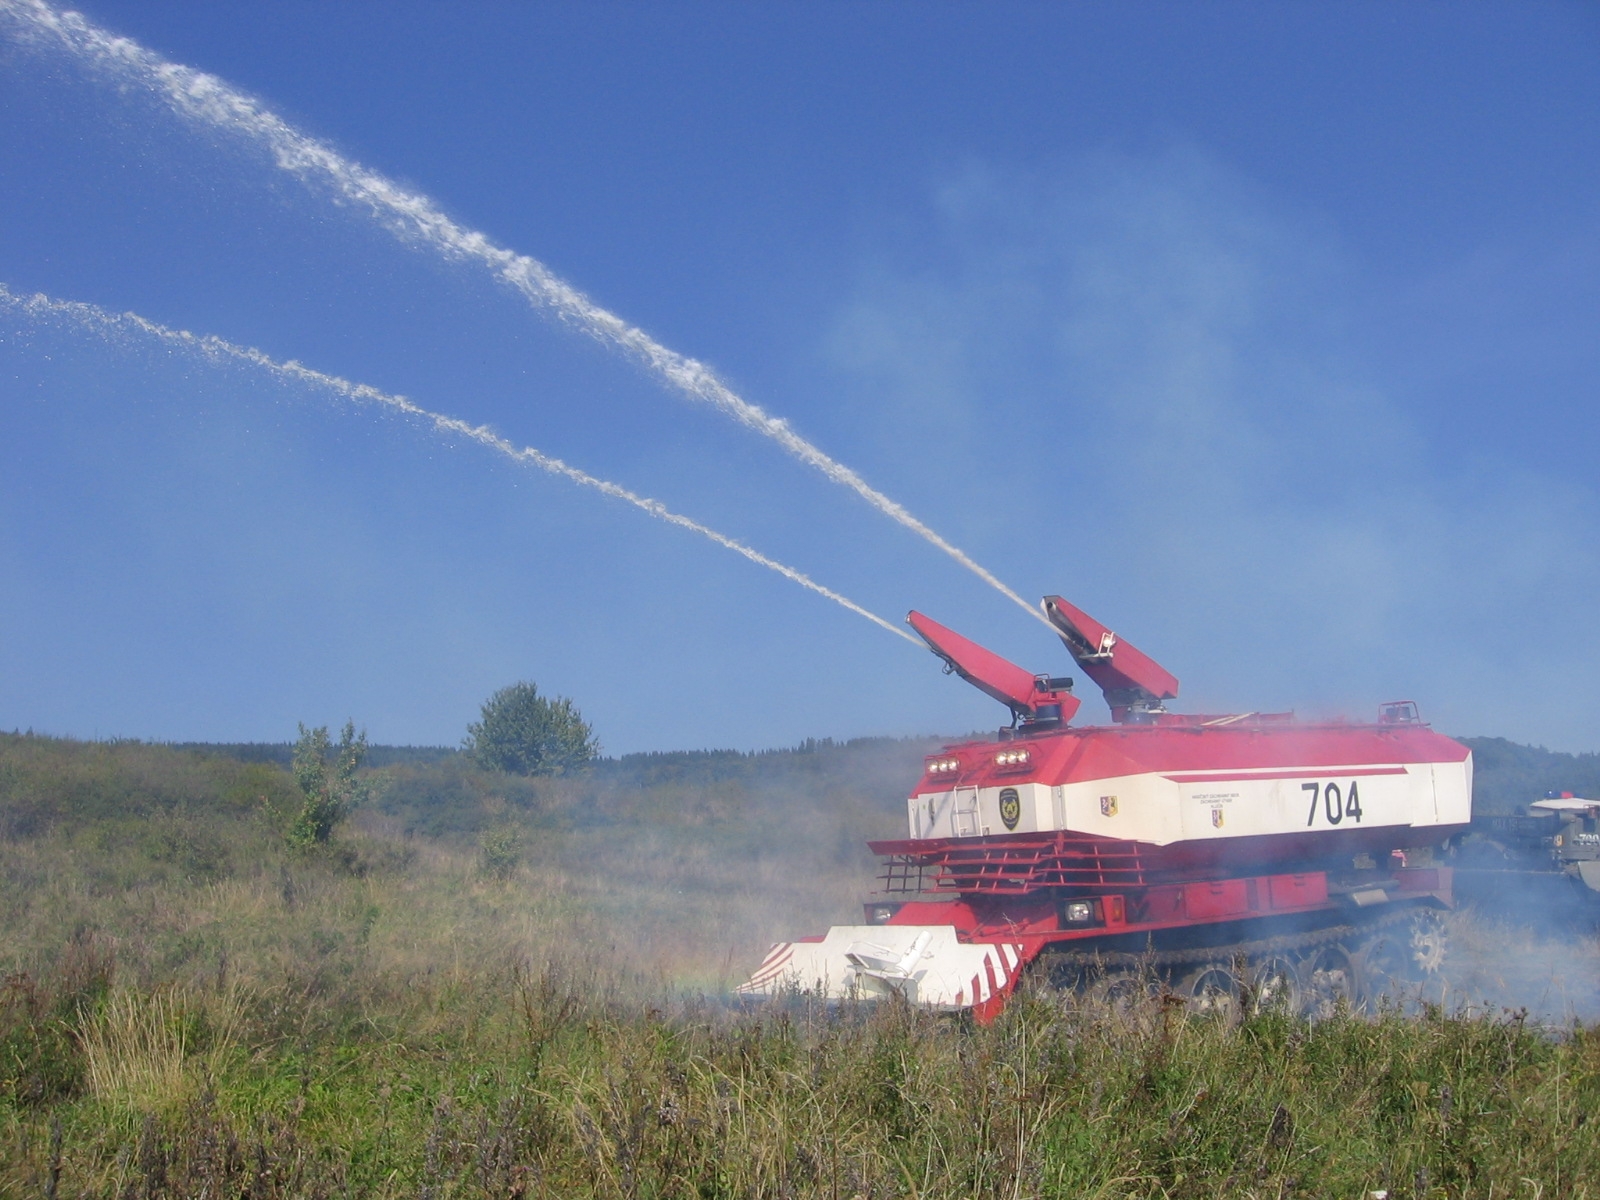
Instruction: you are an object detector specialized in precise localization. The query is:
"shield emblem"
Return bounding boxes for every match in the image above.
[1211,807,1225,829]
[999,787,1021,831]
[1099,795,1118,817]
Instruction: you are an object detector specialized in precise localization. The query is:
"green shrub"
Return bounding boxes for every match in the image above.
[477,824,521,881]
[287,721,368,849]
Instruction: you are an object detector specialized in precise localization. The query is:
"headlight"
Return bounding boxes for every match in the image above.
[995,749,1032,767]
[1063,901,1094,924]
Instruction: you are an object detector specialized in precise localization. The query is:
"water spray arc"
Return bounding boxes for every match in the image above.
[0,284,920,646]
[0,0,1047,628]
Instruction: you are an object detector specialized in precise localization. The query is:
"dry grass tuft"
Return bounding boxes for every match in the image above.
[82,988,189,1109]
[81,984,244,1110]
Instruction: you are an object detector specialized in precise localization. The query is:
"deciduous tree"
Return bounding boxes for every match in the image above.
[465,682,598,776]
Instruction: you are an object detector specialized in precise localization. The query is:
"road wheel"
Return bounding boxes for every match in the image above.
[1355,928,1410,1012]
[1357,909,1451,1011]
[1297,943,1356,1020]
[1245,953,1303,1015]
[1177,963,1239,1022]
[1085,970,1154,1013]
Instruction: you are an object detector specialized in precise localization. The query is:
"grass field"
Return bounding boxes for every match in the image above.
[2,731,1599,1197]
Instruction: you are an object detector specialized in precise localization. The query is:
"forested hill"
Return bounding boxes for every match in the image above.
[8,730,1595,830]
[172,733,1598,806]
[170,734,943,778]
[38,732,945,843]
[1459,736,1600,812]
[169,741,459,769]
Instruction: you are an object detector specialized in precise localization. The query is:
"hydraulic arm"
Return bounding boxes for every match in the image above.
[907,610,1080,728]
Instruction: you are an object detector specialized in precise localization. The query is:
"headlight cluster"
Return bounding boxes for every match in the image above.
[994,748,1032,767]
[865,903,901,925]
[926,756,961,775]
[1063,901,1095,924]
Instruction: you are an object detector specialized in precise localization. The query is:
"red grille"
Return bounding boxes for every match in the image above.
[871,832,1152,895]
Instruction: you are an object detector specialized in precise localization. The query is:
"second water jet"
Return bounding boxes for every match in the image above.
[0,283,920,647]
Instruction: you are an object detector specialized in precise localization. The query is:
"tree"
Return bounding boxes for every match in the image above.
[464,682,598,776]
[288,720,368,847]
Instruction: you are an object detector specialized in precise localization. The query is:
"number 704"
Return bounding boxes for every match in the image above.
[1304,781,1363,826]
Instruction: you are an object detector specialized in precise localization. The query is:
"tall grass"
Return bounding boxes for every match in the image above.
[2,733,1599,1195]
[5,963,1600,1197]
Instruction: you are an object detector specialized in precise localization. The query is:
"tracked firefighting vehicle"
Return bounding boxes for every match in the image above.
[739,596,1471,1019]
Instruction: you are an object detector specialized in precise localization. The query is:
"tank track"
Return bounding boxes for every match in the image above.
[1036,900,1438,981]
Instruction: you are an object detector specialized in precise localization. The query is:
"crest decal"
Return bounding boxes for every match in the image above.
[1099,795,1118,818]
[999,787,1021,831]
[1211,807,1225,829]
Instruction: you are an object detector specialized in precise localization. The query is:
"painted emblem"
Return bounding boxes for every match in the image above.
[1099,795,1118,817]
[998,787,1021,831]
[1211,807,1225,829]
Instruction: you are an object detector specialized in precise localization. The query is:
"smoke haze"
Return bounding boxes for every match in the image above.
[819,153,1600,746]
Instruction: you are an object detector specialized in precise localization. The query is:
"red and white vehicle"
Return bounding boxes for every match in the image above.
[739,595,1470,1019]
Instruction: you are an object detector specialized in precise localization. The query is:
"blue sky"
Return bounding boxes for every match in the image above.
[1,1,1597,753]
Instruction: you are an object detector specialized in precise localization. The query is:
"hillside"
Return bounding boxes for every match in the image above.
[0,726,1591,994]
[1459,736,1600,812]
[162,729,1600,824]
[0,730,943,992]
[2,729,1599,1194]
